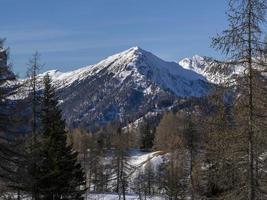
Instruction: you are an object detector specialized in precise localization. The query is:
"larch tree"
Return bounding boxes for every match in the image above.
[25,52,43,200]
[203,88,243,199]
[110,126,133,200]
[154,111,199,199]
[212,1,267,198]
[153,111,182,152]
[182,112,201,200]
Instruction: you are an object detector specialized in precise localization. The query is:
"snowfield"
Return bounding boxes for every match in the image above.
[86,193,164,200]
[179,55,245,84]
[4,193,165,200]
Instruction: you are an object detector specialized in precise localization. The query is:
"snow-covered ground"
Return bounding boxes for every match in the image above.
[86,193,164,200]
[83,150,165,200]
[3,193,164,200]
[128,150,164,171]
[3,151,166,199]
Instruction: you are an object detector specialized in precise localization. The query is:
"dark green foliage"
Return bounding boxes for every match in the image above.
[0,39,26,195]
[39,74,85,199]
[140,119,155,150]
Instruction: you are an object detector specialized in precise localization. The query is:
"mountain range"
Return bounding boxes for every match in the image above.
[10,47,240,130]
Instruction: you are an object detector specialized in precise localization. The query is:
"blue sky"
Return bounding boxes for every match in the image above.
[0,0,228,77]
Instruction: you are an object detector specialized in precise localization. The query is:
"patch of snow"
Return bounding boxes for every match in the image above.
[86,193,164,200]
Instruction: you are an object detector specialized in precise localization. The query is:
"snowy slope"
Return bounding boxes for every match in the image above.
[6,150,166,200]
[179,55,245,84]
[41,47,209,97]
[11,193,164,200]
[86,194,164,200]
[15,47,212,129]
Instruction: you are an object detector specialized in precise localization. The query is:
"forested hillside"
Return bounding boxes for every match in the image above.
[0,0,266,200]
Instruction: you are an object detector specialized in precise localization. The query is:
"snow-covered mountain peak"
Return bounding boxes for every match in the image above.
[127,46,144,53]
[39,47,208,95]
[179,55,246,84]
[93,47,209,94]
[179,55,205,71]
[179,57,192,69]
[192,54,204,62]
[15,47,213,130]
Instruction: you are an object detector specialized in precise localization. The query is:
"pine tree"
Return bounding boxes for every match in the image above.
[212,0,267,199]
[140,119,154,150]
[39,74,85,200]
[0,38,17,135]
[0,38,26,197]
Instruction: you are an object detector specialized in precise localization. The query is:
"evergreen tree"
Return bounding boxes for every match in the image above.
[140,119,154,150]
[0,38,26,198]
[39,74,85,200]
[0,38,17,135]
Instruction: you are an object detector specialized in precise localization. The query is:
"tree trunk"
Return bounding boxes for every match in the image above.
[190,148,195,200]
[248,1,255,199]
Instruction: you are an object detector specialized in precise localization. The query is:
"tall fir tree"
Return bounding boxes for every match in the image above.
[39,74,85,200]
[0,38,26,198]
[140,119,154,150]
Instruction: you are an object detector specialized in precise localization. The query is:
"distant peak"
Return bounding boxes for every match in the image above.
[179,57,193,70]
[129,46,142,51]
[192,54,204,62]
[179,55,204,67]
[126,46,146,54]
[114,46,149,60]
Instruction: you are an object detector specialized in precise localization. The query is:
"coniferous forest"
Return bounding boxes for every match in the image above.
[0,0,267,199]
